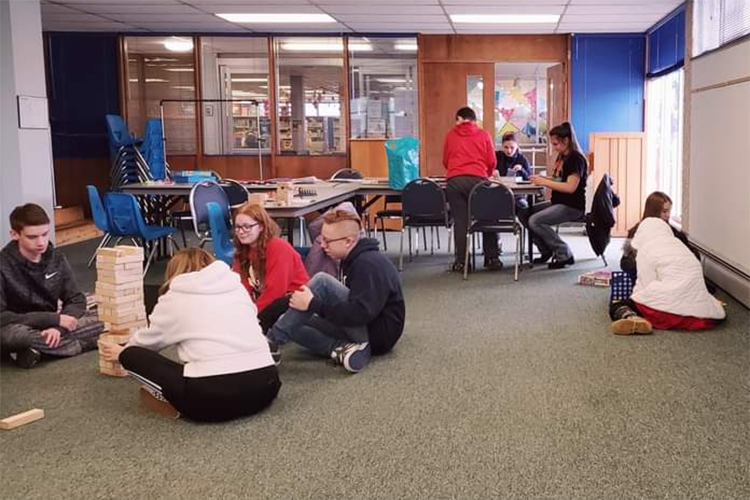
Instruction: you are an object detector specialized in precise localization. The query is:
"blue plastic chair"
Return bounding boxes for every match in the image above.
[189,180,231,247]
[139,119,166,180]
[206,202,234,266]
[105,114,138,161]
[103,192,179,275]
[86,185,115,268]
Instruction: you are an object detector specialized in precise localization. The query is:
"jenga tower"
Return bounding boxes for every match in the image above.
[95,246,147,377]
[276,181,293,206]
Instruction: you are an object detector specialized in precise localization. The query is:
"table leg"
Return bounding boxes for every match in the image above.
[527,193,534,268]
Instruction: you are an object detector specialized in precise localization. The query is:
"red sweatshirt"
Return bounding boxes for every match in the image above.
[442,121,497,179]
[233,237,309,313]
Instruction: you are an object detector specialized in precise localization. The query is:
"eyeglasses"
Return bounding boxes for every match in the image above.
[320,235,349,246]
[235,223,260,233]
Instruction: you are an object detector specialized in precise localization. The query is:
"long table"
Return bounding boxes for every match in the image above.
[121,178,544,265]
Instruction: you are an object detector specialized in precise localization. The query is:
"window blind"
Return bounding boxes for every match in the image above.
[693,0,750,58]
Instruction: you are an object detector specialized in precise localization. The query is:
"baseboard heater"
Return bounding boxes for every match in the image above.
[694,244,750,309]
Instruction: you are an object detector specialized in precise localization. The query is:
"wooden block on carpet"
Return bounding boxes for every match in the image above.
[0,409,45,430]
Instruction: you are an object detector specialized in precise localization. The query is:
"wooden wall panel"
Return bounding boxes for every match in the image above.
[421,62,494,177]
[54,158,110,218]
[166,155,273,180]
[420,35,568,62]
[350,139,387,177]
[590,132,646,237]
[274,155,346,179]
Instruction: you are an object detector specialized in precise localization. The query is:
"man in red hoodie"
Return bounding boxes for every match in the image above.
[443,107,502,272]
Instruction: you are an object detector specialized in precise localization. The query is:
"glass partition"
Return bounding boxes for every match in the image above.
[200,37,270,155]
[494,63,551,146]
[274,37,345,155]
[124,36,197,155]
[466,75,484,128]
[348,37,418,139]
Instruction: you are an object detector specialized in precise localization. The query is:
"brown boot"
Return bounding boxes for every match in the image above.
[139,387,180,419]
[612,316,653,335]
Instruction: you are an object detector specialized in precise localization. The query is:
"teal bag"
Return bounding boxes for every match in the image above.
[385,137,419,189]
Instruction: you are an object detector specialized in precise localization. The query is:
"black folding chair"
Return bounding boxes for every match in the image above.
[465,181,524,281]
[330,168,364,180]
[399,178,452,272]
[220,179,250,208]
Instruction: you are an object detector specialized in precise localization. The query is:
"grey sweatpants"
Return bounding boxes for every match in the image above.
[0,310,104,357]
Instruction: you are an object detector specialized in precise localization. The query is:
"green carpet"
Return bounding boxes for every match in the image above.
[1,232,748,500]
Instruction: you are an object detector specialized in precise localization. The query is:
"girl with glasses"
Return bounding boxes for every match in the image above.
[232,203,309,339]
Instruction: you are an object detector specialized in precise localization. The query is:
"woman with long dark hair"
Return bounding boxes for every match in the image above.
[232,203,309,335]
[524,122,589,269]
[99,248,281,422]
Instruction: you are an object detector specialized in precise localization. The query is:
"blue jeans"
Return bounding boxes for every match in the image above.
[267,273,368,357]
[525,201,584,260]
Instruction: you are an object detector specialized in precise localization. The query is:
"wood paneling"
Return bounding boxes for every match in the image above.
[274,155,346,179]
[421,62,494,177]
[589,132,646,237]
[166,155,273,180]
[350,139,387,177]
[419,35,568,63]
[53,158,110,218]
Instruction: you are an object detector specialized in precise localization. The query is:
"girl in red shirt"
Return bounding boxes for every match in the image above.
[232,203,309,333]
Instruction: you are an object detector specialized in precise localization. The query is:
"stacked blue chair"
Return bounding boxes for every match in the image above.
[139,119,167,181]
[86,185,114,268]
[103,192,179,276]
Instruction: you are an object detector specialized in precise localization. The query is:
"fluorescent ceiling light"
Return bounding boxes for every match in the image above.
[217,13,335,24]
[163,37,193,52]
[281,42,371,52]
[232,78,267,83]
[376,78,408,83]
[165,68,194,72]
[146,78,168,83]
[172,86,195,90]
[451,14,559,24]
[394,43,418,51]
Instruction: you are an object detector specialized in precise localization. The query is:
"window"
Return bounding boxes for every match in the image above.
[124,36,197,155]
[466,75,484,128]
[274,37,345,155]
[494,64,549,146]
[646,69,684,222]
[200,37,270,155]
[693,0,750,58]
[349,37,418,139]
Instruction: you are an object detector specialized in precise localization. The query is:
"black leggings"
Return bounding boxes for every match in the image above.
[609,299,641,321]
[119,347,281,423]
[258,296,291,334]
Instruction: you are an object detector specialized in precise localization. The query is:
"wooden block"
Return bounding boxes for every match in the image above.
[0,409,45,430]
[98,246,144,259]
[96,294,144,306]
[96,280,143,292]
[139,388,180,419]
[100,366,129,377]
[96,254,143,265]
[99,332,131,344]
[107,319,147,332]
[124,263,142,270]
[97,270,143,284]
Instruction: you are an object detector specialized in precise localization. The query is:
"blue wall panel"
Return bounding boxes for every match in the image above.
[571,34,646,153]
[647,5,686,76]
[46,33,120,159]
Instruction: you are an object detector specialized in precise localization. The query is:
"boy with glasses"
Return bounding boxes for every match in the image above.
[1,204,104,368]
[266,210,405,373]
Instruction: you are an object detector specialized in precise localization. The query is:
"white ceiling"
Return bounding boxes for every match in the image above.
[41,0,684,34]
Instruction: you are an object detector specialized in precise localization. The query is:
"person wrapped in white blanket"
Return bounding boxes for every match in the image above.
[611,216,726,334]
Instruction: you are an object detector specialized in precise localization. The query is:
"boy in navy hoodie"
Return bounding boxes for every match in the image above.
[267,210,405,373]
[0,204,104,368]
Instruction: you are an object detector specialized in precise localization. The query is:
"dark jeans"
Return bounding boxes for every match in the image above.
[518,201,584,260]
[0,310,104,357]
[119,346,281,423]
[446,175,499,263]
[608,299,641,321]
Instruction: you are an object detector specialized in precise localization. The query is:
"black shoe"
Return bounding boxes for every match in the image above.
[484,258,504,271]
[267,340,281,366]
[450,261,471,273]
[11,348,41,369]
[548,256,575,269]
[533,253,553,264]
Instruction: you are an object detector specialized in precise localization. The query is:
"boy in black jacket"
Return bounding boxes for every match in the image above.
[1,204,104,368]
[267,210,405,373]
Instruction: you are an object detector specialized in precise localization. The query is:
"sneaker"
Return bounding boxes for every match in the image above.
[267,339,281,366]
[484,257,504,271]
[10,348,41,369]
[449,261,471,273]
[548,256,575,269]
[330,342,371,373]
[612,317,653,335]
[533,252,553,264]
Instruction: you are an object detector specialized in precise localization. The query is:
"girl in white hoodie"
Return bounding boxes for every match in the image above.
[100,248,280,422]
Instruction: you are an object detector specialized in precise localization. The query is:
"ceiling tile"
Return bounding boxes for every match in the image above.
[53,0,180,3]
[444,5,566,15]
[570,0,680,4]
[348,23,450,29]
[41,4,81,14]
[43,13,110,22]
[315,0,437,3]
[185,0,309,3]
[443,0,564,3]
[561,14,663,23]
[132,22,250,31]
[335,15,447,23]
[73,4,204,14]
[565,5,675,15]
[316,5,444,15]
[194,4,325,14]
[103,13,226,23]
